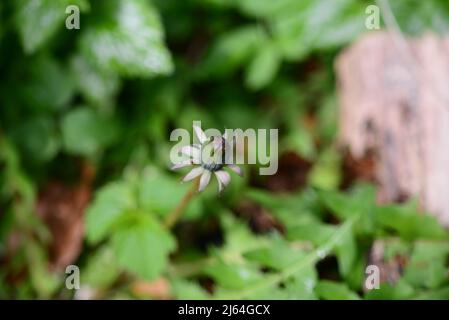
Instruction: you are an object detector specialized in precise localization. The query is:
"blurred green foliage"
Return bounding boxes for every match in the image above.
[1,0,449,299]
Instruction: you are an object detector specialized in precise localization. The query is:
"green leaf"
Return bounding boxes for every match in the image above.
[219,213,267,259]
[364,280,415,300]
[345,254,366,291]
[403,242,449,289]
[82,246,120,288]
[413,287,449,300]
[138,168,202,219]
[245,43,281,90]
[318,184,376,221]
[315,280,360,300]
[240,265,318,300]
[318,184,377,234]
[390,0,449,35]
[213,219,356,299]
[197,0,236,8]
[112,216,176,280]
[204,261,263,290]
[308,147,342,190]
[244,238,304,271]
[311,0,365,49]
[284,267,318,300]
[86,182,135,244]
[15,0,88,53]
[316,95,338,143]
[246,188,323,228]
[284,125,316,160]
[243,248,318,300]
[287,221,356,278]
[70,55,121,108]
[287,222,336,244]
[199,25,263,78]
[80,0,173,78]
[375,204,449,240]
[23,55,75,111]
[271,0,364,60]
[237,0,307,19]
[27,242,61,298]
[170,279,209,300]
[61,106,119,156]
[12,116,59,162]
[334,227,356,278]
[383,239,411,261]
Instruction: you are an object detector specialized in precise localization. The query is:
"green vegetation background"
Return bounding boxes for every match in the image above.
[1,0,449,299]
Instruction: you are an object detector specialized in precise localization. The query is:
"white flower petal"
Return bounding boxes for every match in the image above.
[182,166,204,182]
[198,170,211,192]
[180,145,200,163]
[216,177,224,193]
[227,164,243,176]
[194,125,208,144]
[171,160,193,170]
[213,171,227,193]
[214,170,230,191]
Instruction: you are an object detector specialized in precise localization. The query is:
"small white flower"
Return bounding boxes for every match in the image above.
[171,125,243,193]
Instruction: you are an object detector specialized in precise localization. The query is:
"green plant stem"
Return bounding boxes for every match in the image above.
[168,257,216,277]
[164,177,200,229]
[214,217,357,300]
[169,239,272,277]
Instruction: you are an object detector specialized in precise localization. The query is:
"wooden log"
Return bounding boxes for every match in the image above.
[336,31,449,226]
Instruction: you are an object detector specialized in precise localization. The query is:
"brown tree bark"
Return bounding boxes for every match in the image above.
[336,31,449,227]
